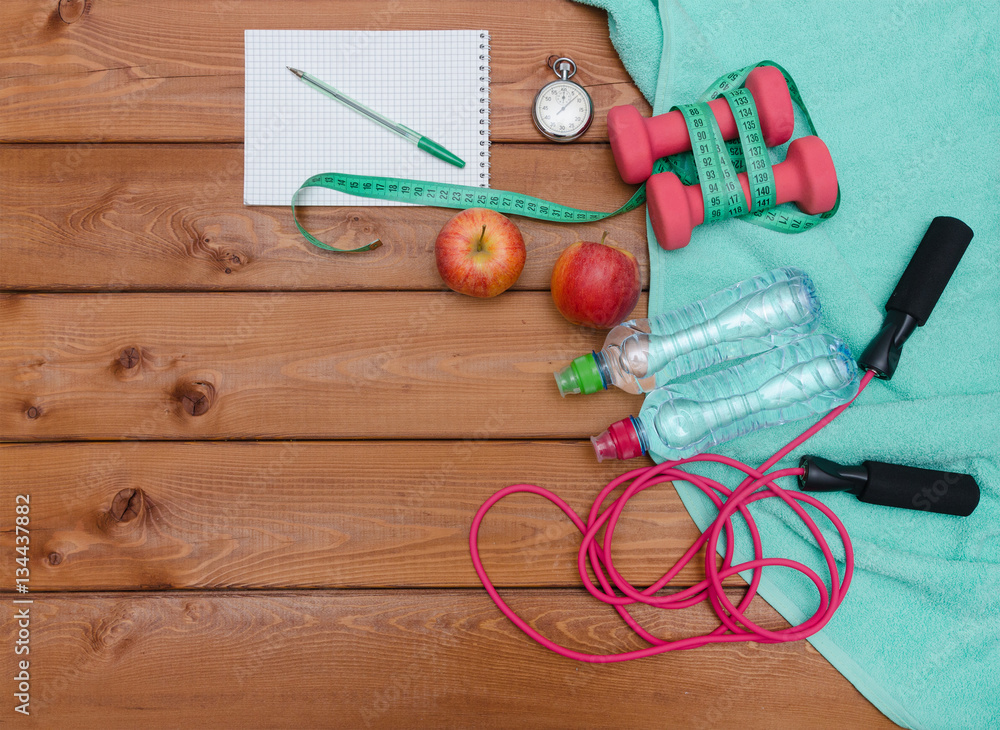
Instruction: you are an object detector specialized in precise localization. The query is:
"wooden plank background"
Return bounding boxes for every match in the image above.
[0,0,648,143]
[0,144,651,291]
[1,591,892,728]
[1,292,649,440]
[0,1,893,727]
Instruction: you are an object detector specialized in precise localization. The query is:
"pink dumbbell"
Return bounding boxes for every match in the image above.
[646,135,838,250]
[608,66,795,185]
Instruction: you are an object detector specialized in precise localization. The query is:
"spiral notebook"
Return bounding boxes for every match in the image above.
[244,29,490,206]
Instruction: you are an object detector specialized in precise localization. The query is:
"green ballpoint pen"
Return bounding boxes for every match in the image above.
[287,67,466,169]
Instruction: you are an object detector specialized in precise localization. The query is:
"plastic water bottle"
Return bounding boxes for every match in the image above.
[554,267,821,396]
[591,333,860,462]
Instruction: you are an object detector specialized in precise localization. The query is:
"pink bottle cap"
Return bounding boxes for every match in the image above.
[591,417,645,462]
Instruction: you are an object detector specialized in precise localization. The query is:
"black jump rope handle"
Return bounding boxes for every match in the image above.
[806,216,980,517]
[799,456,980,517]
[858,216,974,379]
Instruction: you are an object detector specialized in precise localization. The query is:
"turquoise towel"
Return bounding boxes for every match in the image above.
[576,1,1000,727]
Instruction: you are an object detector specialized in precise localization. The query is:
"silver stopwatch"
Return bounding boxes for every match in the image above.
[532,56,594,142]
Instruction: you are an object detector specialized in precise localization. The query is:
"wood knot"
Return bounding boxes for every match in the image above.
[89,608,136,654]
[176,380,215,416]
[113,346,144,379]
[119,347,140,369]
[58,0,87,23]
[25,405,41,420]
[222,251,248,275]
[48,552,63,566]
[110,488,143,522]
[347,214,377,237]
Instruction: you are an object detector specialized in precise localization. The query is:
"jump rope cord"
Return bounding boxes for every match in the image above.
[470,370,876,663]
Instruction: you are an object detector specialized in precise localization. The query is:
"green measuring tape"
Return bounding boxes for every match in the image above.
[292,61,838,252]
[292,174,648,252]
[658,61,839,233]
[672,87,774,223]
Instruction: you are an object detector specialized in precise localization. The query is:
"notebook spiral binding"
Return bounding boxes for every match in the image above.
[479,31,491,188]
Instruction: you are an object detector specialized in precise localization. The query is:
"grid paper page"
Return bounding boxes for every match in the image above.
[244,30,490,206]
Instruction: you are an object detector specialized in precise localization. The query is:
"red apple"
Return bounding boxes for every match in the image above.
[551,233,641,329]
[435,208,526,298]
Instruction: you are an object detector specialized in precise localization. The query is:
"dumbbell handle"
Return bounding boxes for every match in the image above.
[608,66,794,185]
[646,135,838,250]
[638,96,749,157]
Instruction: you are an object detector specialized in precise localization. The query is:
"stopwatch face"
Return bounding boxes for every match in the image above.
[532,80,594,142]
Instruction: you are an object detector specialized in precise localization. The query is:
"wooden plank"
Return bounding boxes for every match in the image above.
[0,590,892,728]
[0,441,747,590]
[0,144,648,291]
[1,291,651,440]
[0,0,649,143]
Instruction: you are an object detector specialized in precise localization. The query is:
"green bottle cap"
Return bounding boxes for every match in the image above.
[553,353,606,396]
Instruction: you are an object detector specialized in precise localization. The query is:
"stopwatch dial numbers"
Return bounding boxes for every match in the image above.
[536,83,590,135]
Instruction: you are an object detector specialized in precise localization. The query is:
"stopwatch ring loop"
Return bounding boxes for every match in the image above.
[547,56,577,80]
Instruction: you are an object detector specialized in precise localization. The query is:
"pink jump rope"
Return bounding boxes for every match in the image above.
[471,69,977,662]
